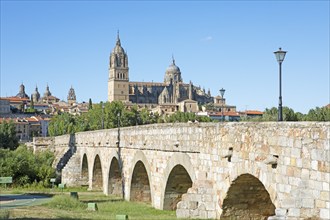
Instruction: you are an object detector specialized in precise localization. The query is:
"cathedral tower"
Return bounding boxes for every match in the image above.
[108,31,129,102]
[67,86,76,106]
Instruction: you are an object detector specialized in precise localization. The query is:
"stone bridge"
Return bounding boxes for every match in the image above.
[52,122,329,219]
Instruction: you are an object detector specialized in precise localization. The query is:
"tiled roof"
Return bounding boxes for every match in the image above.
[0,97,30,102]
[209,112,240,117]
[245,110,263,115]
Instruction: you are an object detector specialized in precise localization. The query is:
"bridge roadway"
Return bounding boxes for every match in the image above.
[44,122,329,219]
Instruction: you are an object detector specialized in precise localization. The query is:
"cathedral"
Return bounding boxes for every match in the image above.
[108,32,215,114]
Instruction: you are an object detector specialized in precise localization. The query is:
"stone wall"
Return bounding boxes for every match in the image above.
[54,122,329,220]
[32,137,54,153]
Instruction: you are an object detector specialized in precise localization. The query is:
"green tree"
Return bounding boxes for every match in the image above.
[305,107,330,121]
[261,107,298,121]
[0,120,19,150]
[88,98,93,110]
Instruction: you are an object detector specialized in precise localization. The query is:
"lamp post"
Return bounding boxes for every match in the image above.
[117,112,124,200]
[274,48,287,121]
[101,102,105,129]
[220,88,225,122]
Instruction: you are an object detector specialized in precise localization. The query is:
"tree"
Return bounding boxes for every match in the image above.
[88,98,93,110]
[0,120,19,150]
[305,106,330,121]
[261,107,298,121]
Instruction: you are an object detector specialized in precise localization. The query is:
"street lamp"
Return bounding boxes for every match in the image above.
[116,111,125,200]
[101,102,105,129]
[274,47,287,121]
[220,88,225,122]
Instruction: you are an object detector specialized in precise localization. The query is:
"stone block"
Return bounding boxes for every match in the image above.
[275,208,287,217]
[288,208,300,217]
[301,168,310,180]
[315,199,326,208]
[115,215,128,220]
[189,201,198,210]
[277,184,291,193]
[176,209,189,218]
[204,202,215,211]
[300,189,313,198]
[281,198,296,208]
[320,208,330,219]
[311,149,328,161]
[311,160,318,170]
[198,210,207,219]
[176,201,186,209]
[296,158,302,168]
[320,191,329,201]
[202,194,213,202]
[207,210,217,219]
[291,148,301,158]
[87,202,98,211]
[301,198,314,208]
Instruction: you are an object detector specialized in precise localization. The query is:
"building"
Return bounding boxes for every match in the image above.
[31,85,41,103]
[0,96,30,112]
[107,32,214,113]
[0,99,11,114]
[41,84,60,104]
[67,86,77,106]
[16,83,29,99]
[0,118,30,141]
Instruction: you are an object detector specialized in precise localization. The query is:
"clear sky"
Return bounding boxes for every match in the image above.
[1,1,329,114]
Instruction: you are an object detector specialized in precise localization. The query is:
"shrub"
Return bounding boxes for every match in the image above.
[0,145,55,187]
[0,209,9,219]
[46,195,87,210]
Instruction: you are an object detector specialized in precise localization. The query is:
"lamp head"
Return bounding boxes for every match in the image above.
[220,88,225,98]
[274,47,287,63]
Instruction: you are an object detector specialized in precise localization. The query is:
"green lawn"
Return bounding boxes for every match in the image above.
[0,188,177,220]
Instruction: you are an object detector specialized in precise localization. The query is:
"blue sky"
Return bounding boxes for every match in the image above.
[1,1,329,113]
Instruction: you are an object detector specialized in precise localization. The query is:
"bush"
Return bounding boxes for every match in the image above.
[0,145,55,187]
[0,209,9,220]
[46,195,87,210]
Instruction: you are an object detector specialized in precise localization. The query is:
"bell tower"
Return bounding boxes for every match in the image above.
[108,31,129,102]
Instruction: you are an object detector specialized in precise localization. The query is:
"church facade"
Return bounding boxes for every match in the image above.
[108,33,214,114]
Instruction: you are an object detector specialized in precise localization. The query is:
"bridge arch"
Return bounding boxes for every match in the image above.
[220,173,275,219]
[100,149,121,196]
[160,153,196,210]
[81,153,89,186]
[108,156,123,197]
[127,150,153,205]
[92,154,103,190]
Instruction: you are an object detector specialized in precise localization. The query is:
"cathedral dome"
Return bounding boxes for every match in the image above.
[166,63,180,73]
[16,83,29,98]
[32,86,40,103]
[109,31,128,68]
[164,58,182,84]
[112,44,125,54]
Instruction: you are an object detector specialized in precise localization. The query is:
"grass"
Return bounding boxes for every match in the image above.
[1,189,177,220]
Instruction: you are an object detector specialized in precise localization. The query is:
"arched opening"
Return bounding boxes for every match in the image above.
[81,154,88,186]
[108,157,122,197]
[130,161,151,203]
[221,174,275,219]
[92,155,103,191]
[164,165,192,210]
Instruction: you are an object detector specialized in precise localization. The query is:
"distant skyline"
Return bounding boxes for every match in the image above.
[1,1,329,113]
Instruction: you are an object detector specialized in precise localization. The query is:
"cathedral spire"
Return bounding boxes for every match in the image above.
[116,30,121,46]
[172,54,175,65]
